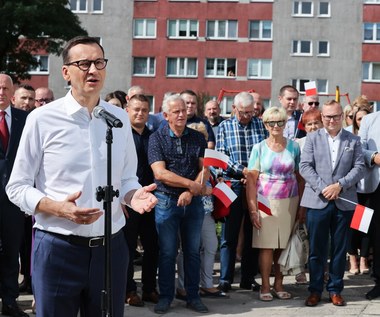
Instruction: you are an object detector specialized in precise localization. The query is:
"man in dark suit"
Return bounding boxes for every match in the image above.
[0,74,29,317]
[300,100,365,307]
[278,85,306,139]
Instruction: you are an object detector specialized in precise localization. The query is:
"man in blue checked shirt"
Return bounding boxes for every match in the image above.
[216,92,267,293]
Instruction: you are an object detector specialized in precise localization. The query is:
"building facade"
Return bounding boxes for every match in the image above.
[27,0,380,113]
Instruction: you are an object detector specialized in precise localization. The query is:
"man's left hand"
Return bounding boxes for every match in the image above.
[130,183,158,214]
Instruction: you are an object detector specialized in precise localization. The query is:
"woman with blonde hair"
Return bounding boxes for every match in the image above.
[246,106,303,301]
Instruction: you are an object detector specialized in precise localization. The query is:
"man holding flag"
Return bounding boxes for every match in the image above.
[215,92,267,293]
[300,100,365,307]
[148,94,209,314]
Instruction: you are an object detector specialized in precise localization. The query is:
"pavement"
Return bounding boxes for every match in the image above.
[4,262,380,317]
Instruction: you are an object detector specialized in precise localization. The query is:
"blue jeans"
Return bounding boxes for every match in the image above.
[219,184,244,284]
[155,191,204,303]
[307,202,353,295]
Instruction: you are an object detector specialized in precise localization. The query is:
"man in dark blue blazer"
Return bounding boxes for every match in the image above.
[300,100,365,307]
[0,74,29,317]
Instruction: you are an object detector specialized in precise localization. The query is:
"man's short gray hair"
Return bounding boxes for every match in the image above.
[233,92,254,108]
[162,93,182,113]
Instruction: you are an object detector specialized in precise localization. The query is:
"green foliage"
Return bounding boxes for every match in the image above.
[0,0,87,83]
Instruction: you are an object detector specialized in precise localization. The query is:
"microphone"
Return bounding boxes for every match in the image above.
[93,106,123,128]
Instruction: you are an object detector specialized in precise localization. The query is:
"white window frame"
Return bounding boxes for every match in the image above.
[247,59,272,79]
[292,1,313,17]
[133,19,156,39]
[70,0,88,12]
[29,55,49,75]
[133,57,155,76]
[92,0,103,13]
[249,20,272,41]
[205,58,236,78]
[167,20,198,39]
[363,62,380,82]
[317,41,330,56]
[206,20,238,40]
[166,57,198,77]
[364,23,380,43]
[364,0,380,3]
[219,96,234,116]
[292,40,312,56]
[318,2,330,17]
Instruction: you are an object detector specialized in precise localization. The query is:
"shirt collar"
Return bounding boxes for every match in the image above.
[169,126,189,138]
[64,90,92,118]
[2,105,11,117]
[323,127,342,140]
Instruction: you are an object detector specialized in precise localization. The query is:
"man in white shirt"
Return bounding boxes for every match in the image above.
[6,36,157,317]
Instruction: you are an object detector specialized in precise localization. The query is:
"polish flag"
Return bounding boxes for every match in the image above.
[212,182,237,208]
[350,204,374,234]
[258,193,272,216]
[304,81,317,96]
[204,149,229,170]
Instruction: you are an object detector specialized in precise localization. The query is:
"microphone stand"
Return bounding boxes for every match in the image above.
[96,124,120,317]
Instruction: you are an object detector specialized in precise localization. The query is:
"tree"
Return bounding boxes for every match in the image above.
[0,0,87,83]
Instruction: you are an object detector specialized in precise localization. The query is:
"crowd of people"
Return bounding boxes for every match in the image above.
[1,35,380,317]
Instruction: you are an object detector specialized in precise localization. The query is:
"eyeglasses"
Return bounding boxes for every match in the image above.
[35,98,53,105]
[237,110,254,117]
[322,113,343,121]
[65,58,108,71]
[175,138,182,155]
[308,101,320,107]
[265,120,286,127]
[347,115,354,120]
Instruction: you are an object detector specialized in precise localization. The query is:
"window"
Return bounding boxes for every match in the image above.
[292,79,310,93]
[292,40,312,55]
[219,96,234,116]
[247,59,272,79]
[93,0,102,12]
[133,19,156,38]
[133,57,155,76]
[29,55,49,74]
[70,0,87,12]
[363,62,380,81]
[316,79,328,93]
[168,20,198,38]
[364,23,380,42]
[318,41,329,56]
[166,58,197,77]
[205,58,236,77]
[249,20,272,40]
[206,20,237,39]
[318,2,330,16]
[293,1,313,16]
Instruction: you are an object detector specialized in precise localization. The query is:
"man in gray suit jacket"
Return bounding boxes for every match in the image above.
[358,110,380,300]
[300,100,365,307]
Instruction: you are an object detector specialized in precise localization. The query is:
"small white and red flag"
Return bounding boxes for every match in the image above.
[350,204,374,234]
[204,149,229,170]
[258,193,272,216]
[304,81,317,96]
[212,182,237,208]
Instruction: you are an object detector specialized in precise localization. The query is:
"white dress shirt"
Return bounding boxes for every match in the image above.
[6,91,140,236]
[325,128,342,170]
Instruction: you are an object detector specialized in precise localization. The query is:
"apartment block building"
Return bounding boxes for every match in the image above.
[28,0,380,113]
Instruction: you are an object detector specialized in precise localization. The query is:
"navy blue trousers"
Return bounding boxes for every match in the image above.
[32,229,128,317]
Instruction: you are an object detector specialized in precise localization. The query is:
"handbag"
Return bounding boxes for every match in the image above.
[278,221,309,275]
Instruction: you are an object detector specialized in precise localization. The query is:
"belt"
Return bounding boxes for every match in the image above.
[39,229,120,248]
[155,190,180,199]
